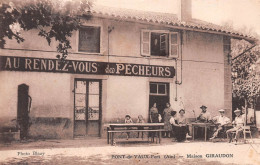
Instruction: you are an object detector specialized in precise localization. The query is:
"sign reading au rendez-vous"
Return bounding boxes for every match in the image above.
[0,56,175,78]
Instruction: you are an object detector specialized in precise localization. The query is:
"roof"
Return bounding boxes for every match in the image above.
[90,5,257,43]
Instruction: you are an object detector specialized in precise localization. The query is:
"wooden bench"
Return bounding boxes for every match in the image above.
[107,129,164,145]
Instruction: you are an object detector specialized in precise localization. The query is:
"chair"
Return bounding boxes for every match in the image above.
[230,126,253,143]
[243,126,253,143]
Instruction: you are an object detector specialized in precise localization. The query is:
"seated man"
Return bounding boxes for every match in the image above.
[209,109,231,140]
[195,105,212,139]
[197,105,211,123]
[226,108,245,144]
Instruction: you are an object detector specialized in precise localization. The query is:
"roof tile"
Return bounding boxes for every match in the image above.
[90,5,256,41]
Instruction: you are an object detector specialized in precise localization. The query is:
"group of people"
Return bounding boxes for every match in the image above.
[124,103,247,144]
[150,102,191,142]
[124,102,189,142]
[194,105,246,144]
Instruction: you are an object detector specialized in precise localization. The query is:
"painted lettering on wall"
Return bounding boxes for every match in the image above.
[0,56,175,78]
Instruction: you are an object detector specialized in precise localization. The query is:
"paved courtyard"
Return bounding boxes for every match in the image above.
[0,138,260,165]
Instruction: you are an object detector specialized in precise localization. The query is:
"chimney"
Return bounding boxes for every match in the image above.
[177,0,192,22]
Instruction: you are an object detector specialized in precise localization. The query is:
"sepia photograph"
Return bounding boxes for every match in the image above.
[0,0,260,164]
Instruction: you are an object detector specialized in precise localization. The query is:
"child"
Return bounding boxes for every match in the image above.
[125,115,133,140]
[136,115,145,138]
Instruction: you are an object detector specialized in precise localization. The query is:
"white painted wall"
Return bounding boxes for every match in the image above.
[105,76,149,122]
[0,16,229,138]
[173,31,225,118]
[0,71,71,119]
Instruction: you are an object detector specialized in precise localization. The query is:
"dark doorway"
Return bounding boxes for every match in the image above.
[74,79,102,137]
[17,84,31,139]
[149,82,169,121]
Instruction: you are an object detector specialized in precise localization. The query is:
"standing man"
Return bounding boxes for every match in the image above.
[226,108,245,144]
[197,105,211,122]
[209,109,231,140]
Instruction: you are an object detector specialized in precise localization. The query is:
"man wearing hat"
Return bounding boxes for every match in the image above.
[226,108,245,144]
[195,105,212,139]
[209,109,231,140]
[197,105,211,123]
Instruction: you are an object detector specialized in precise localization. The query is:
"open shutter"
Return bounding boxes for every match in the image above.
[169,32,179,58]
[160,34,167,51]
[141,30,151,56]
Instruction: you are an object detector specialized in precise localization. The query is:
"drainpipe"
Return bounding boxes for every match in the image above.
[175,30,184,101]
[105,26,114,79]
[107,26,114,58]
[175,59,178,101]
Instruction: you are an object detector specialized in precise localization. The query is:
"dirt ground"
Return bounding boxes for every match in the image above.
[0,138,260,165]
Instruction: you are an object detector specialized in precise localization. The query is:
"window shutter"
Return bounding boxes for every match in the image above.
[160,34,167,51]
[141,30,150,56]
[169,32,179,58]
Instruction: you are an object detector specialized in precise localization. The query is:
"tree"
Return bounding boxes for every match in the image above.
[231,38,260,108]
[0,0,93,60]
[220,20,260,109]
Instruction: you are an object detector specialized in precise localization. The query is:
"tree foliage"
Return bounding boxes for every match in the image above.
[231,39,260,104]
[0,0,93,60]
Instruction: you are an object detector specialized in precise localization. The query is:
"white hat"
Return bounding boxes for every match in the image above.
[234,108,241,113]
[218,109,225,112]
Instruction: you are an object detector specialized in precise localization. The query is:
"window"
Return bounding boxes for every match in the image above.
[141,30,179,58]
[150,82,167,96]
[78,26,100,53]
[151,32,169,56]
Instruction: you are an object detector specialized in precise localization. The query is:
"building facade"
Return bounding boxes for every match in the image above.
[0,4,255,139]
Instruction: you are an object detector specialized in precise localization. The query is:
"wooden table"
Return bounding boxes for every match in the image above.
[107,123,164,145]
[190,122,214,141]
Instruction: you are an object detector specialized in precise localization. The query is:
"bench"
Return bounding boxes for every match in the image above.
[107,129,164,145]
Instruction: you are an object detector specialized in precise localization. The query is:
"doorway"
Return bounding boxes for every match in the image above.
[149,82,169,121]
[17,84,32,139]
[74,79,102,137]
